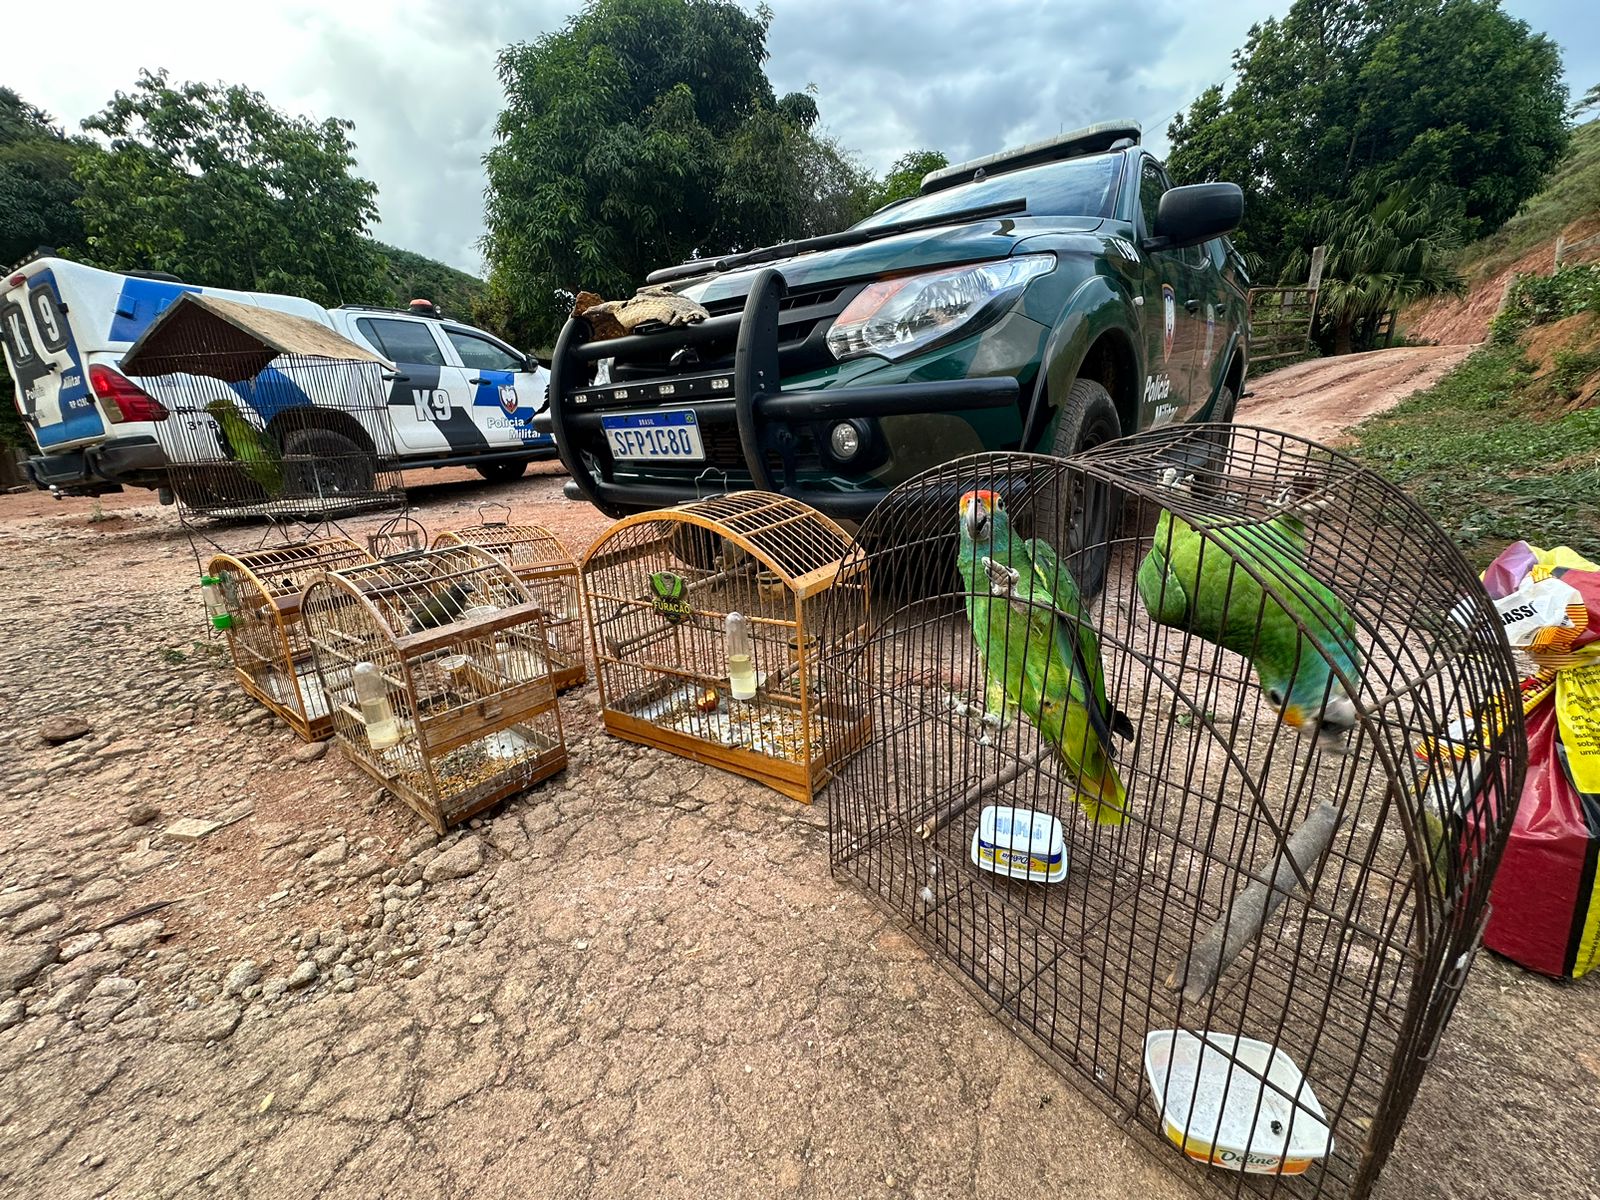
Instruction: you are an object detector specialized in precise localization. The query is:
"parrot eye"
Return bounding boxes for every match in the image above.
[1266,689,1284,707]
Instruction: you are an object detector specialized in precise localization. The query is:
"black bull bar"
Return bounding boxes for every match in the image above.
[537,268,1019,520]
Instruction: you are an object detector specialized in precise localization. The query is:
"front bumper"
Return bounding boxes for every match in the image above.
[542,268,1020,519]
[25,435,170,493]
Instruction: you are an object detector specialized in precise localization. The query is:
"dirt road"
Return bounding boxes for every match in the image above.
[1236,344,1478,442]
[2,370,1598,1199]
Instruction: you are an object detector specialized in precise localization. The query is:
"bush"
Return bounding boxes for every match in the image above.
[1492,264,1600,343]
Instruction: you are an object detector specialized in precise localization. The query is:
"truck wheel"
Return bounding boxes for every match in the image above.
[1042,378,1123,598]
[281,428,375,502]
[476,461,528,483]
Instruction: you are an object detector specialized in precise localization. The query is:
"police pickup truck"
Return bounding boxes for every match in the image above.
[1,255,555,496]
[542,120,1248,589]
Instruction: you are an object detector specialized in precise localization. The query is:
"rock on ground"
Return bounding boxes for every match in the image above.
[421,837,485,884]
[0,943,58,992]
[39,713,91,744]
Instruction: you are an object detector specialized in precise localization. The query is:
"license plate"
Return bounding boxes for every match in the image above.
[601,409,705,461]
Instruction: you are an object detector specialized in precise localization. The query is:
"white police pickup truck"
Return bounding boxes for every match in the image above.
[1,256,555,496]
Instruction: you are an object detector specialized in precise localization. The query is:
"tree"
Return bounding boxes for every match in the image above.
[75,70,387,307]
[0,88,98,268]
[1168,0,1568,284]
[1286,180,1464,354]
[865,150,949,214]
[1574,83,1600,120]
[482,0,874,346]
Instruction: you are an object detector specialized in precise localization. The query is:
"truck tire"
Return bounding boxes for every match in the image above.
[280,428,375,503]
[1041,378,1123,598]
[476,461,528,483]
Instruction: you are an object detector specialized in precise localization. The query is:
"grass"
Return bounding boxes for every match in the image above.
[1457,119,1600,281]
[1350,342,1600,565]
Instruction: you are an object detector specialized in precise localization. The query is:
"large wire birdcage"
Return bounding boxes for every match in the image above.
[118,292,406,521]
[815,425,1525,1199]
[582,491,868,803]
[301,545,568,832]
[432,507,587,690]
[207,536,376,739]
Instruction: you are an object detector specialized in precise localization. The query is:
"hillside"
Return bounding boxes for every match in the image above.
[376,242,488,323]
[1404,120,1600,345]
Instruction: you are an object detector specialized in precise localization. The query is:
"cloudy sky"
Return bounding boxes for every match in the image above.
[8,0,1595,277]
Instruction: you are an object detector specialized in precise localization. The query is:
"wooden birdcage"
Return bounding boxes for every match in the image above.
[301,545,568,832]
[582,491,868,802]
[815,427,1526,1200]
[207,537,377,740]
[432,507,587,690]
[367,514,430,559]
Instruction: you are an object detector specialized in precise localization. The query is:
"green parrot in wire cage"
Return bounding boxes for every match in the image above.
[1136,468,1363,746]
[205,397,283,495]
[956,489,1134,826]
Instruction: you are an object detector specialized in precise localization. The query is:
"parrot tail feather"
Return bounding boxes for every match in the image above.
[1070,760,1128,826]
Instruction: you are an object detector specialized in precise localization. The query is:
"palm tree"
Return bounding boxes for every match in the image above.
[1287,179,1464,355]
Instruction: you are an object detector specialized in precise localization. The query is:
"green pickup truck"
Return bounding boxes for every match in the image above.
[544,119,1248,570]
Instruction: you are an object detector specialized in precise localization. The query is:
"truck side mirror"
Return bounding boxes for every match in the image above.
[1148,183,1244,252]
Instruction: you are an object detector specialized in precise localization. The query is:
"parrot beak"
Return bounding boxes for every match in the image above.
[959,490,995,540]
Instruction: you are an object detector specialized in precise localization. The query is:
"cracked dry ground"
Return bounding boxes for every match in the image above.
[2,476,1598,1200]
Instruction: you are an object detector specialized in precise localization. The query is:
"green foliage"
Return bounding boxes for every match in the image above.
[1351,343,1600,563]
[0,87,98,268]
[865,150,949,214]
[76,70,387,308]
[482,0,879,346]
[1285,178,1463,353]
[1458,120,1600,281]
[1573,83,1600,120]
[1490,264,1600,343]
[374,242,490,327]
[1167,0,1569,283]
[1550,348,1600,400]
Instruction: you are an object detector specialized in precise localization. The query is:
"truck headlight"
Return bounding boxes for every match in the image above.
[825,254,1055,363]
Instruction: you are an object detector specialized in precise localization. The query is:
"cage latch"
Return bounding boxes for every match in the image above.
[478,699,504,721]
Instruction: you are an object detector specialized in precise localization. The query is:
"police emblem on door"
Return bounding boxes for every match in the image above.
[1162,284,1176,362]
[498,385,519,417]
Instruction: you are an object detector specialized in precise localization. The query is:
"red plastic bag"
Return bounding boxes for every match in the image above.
[1483,671,1600,978]
[1475,544,1600,979]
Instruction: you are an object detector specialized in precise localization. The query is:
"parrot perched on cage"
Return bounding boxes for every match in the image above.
[405,582,472,632]
[204,398,283,495]
[956,489,1133,826]
[1136,468,1362,744]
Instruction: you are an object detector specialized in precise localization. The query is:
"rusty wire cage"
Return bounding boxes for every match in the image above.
[582,491,868,802]
[207,536,377,739]
[432,506,587,690]
[815,425,1525,1199]
[119,292,407,521]
[301,545,568,832]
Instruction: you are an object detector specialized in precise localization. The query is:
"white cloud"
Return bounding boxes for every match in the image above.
[8,0,1593,278]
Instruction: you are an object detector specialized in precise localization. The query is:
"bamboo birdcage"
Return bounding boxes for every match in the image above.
[432,507,587,690]
[582,491,868,803]
[815,427,1525,1200]
[368,514,430,560]
[301,545,568,832]
[208,537,377,739]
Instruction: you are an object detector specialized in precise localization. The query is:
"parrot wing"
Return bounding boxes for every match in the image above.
[1023,536,1132,741]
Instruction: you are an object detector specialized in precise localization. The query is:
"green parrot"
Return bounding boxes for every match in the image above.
[956,488,1133,826]
[205,397,283,495]
[1136,469,1362,742]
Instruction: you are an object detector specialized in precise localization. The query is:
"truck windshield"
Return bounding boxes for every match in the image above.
[852,153,1123,230]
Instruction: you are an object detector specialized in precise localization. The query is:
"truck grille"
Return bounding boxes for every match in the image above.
[608,281,859,387]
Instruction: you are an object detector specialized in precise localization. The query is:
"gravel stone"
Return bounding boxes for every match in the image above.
[40,714,92,744]
[422,837,485,884]
[0,943,58,992]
